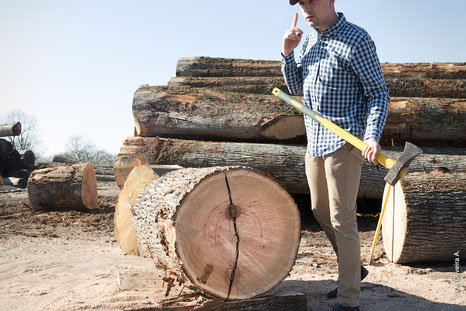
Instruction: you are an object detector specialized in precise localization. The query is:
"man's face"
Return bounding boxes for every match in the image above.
[298,0,334,31]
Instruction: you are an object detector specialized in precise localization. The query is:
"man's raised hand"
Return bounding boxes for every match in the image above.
[283,13,303,56]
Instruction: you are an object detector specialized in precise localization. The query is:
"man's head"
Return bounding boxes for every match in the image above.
[290,0,337,32]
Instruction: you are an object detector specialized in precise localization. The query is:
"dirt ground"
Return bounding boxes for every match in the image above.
[0,181,464,311]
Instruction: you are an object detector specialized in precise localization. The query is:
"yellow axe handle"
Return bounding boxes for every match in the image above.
[272,88,407,176]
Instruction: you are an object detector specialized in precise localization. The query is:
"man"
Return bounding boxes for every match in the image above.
[281,0,389,310]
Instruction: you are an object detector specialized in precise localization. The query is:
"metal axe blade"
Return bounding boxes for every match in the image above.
[384,142,423,185]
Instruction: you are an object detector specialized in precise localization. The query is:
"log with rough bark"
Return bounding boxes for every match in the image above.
[168,75,465,98]
[133,86,465,147]
[175,57,465,98]
[52,155,77,164]
[132,85,304,143]
[27,162,98,210]
[18,150,35,169]
[0,122,21,137]
[116,136,466,199]
[177,57,466,79]
[382,172,466,264]
[115,165,160,255]
[131,166,301,300]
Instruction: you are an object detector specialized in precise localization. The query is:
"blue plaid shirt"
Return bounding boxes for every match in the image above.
[281,13,389,157]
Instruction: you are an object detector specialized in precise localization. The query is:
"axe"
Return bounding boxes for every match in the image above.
[272,88,423,264]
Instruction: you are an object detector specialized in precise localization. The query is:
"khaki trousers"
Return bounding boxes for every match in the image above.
[305,144,364,307]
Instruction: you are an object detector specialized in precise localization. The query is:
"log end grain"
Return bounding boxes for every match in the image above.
[115,165,160,255]
[132,166,301,300]
[114,156,149,188]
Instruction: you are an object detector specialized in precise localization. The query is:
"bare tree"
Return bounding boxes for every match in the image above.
[1,110,43,158]
[59,135,115,165]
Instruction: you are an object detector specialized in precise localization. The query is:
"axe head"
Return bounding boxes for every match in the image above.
[384,142,423,185]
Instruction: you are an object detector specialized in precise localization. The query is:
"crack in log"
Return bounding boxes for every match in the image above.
[224,173,240,301]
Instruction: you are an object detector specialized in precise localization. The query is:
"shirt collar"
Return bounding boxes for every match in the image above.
[318,12,345,37]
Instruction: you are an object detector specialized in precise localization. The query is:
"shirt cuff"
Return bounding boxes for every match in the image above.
[281,51,295,62]
[364,128,382,142]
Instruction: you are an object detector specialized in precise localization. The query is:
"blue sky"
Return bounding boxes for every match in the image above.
[1,0,465,157]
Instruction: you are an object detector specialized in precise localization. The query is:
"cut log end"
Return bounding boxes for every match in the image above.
[115,165,160,255]
[175,168,301,299]
[82,163,98,210]
[113,156,148,189]
[132,167,301,300]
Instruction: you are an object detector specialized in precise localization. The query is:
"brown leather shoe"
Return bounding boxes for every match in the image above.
[327,266,368,299]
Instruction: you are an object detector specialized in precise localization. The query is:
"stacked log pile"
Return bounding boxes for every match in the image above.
[116,57,466,198]
[115,57,466,265]
[0,123,36,188]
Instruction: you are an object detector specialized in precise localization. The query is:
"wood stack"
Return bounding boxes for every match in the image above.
[115,57,466,266]
[0,123,35,188]
[116,57,466,199]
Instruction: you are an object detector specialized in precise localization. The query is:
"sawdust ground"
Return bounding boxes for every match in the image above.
[0,181,464,311]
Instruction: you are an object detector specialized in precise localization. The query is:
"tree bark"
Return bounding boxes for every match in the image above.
[116,136,466,199]
[381,172,466,264]
[174,57,465,98]
[115,165,160,255]
[176,57,466,79]
[133,86,465,147]
[52,155,77,164]
[168,75,465,98]
[0,122,21,137]
[131,166,301,300]
[27,162,98,211]
[132,85,304,143]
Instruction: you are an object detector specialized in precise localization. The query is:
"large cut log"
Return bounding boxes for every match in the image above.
[116,136,466,199]
[27,162,98,210]
[381,97,466,147]
[0,122,21,137]
[175,57,465,98]
[133,85,304,143]
[131,166,301,300]
[177,57,466,79]
[382,172,466,264]
[168,75,465,98]
[133,86,466,147]
[115,165,160,255]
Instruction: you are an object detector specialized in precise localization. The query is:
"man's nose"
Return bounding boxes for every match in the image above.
[302,3,313,13]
